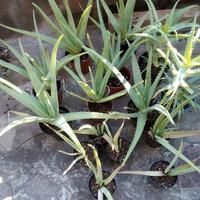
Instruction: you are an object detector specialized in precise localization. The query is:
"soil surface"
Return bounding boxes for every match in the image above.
[105,137,130,163]
[108,69,130,87]
[89,171,116,199]
[150,161,178,189]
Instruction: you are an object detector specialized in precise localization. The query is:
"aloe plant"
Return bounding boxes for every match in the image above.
[157,23,200,99]
[101,120,125,153]
[0,0,92,55]
[150,92,200,141]
[134,0,198,67]
[145,0,197,35]
[75,120,125,153]
[86,145,119,200]
[0,14,85,90]
[120,142,200,177]
[99,0,147,43]
[154,22,200,120]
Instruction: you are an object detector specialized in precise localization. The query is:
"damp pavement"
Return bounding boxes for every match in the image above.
[0,24,200,200]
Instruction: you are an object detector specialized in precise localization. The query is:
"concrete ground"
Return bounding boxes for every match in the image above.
[0,24,200,200]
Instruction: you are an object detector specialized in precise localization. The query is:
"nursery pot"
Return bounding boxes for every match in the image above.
[87,101,113,125]
[105,137,130,163]
[150,161,178,189]
[74,141,97,167]
[32,79,63,105]
[136,47,163,81]
[107,67,132,95]
[127,99,159,128]
[65,50,91,74]
[145,128,161,148]
[127,100,163,148]
[89,171,116,199]
[39,106,70,141]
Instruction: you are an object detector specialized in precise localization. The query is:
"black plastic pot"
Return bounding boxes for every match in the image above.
[145,128,161,148]
[74,141,97,167]
[138,52,161,81]
[39,106,70,141]
[127,100,139,127]
[89,171,116,199]
[105,137,130,163]
[120,42,129,56]
[87,101,113,125]
[107,67,132,95]
[149,161,178,189]
[32,79,63,105]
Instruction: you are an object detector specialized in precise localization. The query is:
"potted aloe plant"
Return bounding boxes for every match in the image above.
[157,22,200,101]
[102,120,130,163]
[0,0,93,74]
[149,141,200,189]
[151,21,200,122]
[0,36,87,156]
[0,14,86,105]
[146,92,200,147]
[119,141,200,190]
[86,146,118,199]
[75,120,130,163]
[99,0,147,51]
[136,0,197,80]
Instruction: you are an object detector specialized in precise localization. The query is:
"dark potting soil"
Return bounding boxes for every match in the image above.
[127,100,139,127]
[65,50,89,62]
[0,46,9,61]
[150,161,178,189]
[107,70,129,87]
[75,141,96,167]
[89,171,116,199]
[127,100,160,128]
[105,137,130,163]
[120,42,129,56]
[39,106,70,141]
[88,123,111,146]
[88,101,113,113]
[32,80,61,97]
[89,135,107,146]
[145,128,161,148]
[138,52,161,80]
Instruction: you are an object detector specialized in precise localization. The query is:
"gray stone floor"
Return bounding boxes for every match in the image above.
[0,25,200,200]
